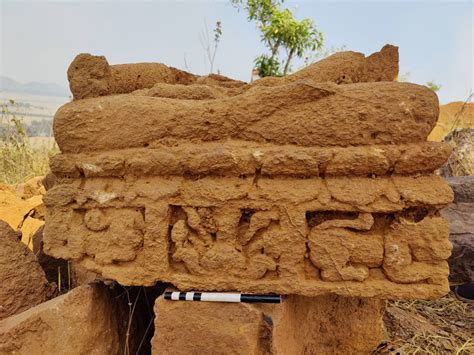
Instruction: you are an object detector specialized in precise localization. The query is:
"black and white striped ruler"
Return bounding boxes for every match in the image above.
[164,291,281,303]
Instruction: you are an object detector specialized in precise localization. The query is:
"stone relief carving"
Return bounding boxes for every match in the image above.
[80,207,145,264]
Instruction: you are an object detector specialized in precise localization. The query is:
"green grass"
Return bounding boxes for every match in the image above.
[0,101,58,185]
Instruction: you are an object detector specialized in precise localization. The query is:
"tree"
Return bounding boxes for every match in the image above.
[426,81,441,92]
[232,0,323,77]
[199,20,223,74]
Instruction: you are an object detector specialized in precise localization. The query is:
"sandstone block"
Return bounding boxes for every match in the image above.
[0,220,55,321]
[15,176,46,199]
[152,295,266,354]
[0,184,43,232]
[54,81,438,153]
[269,295,385,355]
[43,175,452,299]
[32,226,98,289]
[151,293,385,355]
[0,283,121,354]
[49,141,452,179]
[44,48,452,300]
[67,53,240,100]
[68,45,397,100]
[281,43,398,84]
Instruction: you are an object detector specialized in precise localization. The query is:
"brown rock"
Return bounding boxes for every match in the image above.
[15,176,46,199]
[0,184,43,231]
[68,45,398,100]
[284,43,398,84]
[19,215,43,249]
[0,180,45,250]
[270,295,385,354]
[152,293,385,355]
[445,176,474,203]
[43,175,452,299]
[49,141,451,179]
[152,295,265,354]
[134,83,224,100]
[32,226,97,289]
[448,233,474,284]
[54,81,439,153]
[32,226,68,286]
[42,171,57,191]
[441,202,474,284]
[0,283,121,354]
[442,202,474,235]
[44,49,452,301]
[68,53,210,99]
[0,220,55,320]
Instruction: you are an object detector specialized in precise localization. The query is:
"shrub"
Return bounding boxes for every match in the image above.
[0,100,58,185]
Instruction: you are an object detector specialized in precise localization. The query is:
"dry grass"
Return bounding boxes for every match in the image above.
[375,292,474,354]
[0,102,58,185]
[440,128,473,177]
[439,95,473,177]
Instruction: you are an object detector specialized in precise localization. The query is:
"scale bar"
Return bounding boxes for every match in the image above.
[164,291,281,304]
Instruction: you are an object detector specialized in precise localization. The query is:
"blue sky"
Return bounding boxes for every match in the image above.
[1,0,472,103]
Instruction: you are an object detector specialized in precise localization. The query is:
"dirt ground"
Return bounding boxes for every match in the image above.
[376,291,473,354]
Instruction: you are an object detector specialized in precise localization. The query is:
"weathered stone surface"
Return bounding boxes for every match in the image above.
[0,283,121,354]
[15,176,46,199]
[32,225,98,289]
[0,220,55,321]
[49,141,452,179]
[269,295,385,354]
[152,293,385,354]
[445,176,474,203]
[68,53,241,100]
[0,184,43,234]
[442,176,473,283]
[275,43,398,84]
[68,45,397,100]
[32,226,68,285]
[0,178,46,249]
[43,174,452,299]
[448,233,474,284]
[442,201,474,284]
[44,48,452,300]
[54,81,438,153]
[442,202,474,235]
[152,295,266,354]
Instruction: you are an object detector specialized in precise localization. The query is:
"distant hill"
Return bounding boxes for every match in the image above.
[0,76,69,97]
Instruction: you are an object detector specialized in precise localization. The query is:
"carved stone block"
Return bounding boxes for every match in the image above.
[44,46,453,300]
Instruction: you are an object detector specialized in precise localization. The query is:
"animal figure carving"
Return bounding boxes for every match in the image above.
[308,213,384,281]
[383,215,451,284]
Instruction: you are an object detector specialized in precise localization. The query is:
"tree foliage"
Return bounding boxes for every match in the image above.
[232,0,323,77]
[200,20,223,74]
[426,81,441,92]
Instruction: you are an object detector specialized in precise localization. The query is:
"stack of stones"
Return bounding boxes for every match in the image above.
[44,45,453,353]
